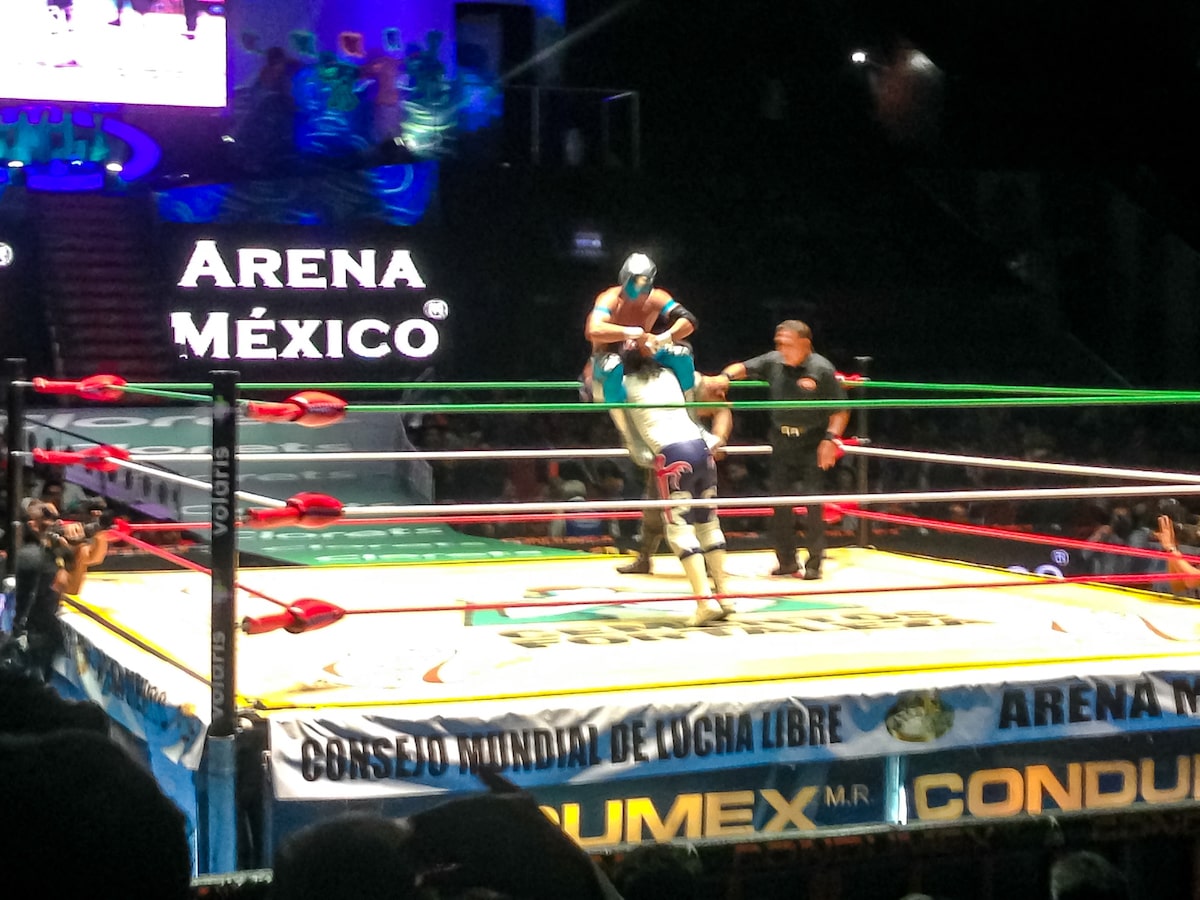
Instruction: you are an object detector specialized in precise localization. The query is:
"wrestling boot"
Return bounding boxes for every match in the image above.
[681,553,729,627]
[771,559,801,577]
[616,556,651,575]
[704,546,735,616]
[687,599,727,627]
[802,557,823,580]
[616,534,660,574]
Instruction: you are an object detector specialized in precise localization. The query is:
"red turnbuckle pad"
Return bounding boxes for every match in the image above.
[835,372,868,387]
[829,434,868,461]
[285,598,346,633]
[243,492,344,529]
[288,390,347,427]
[241,598,346,635]
[32,374,128,402]
[823,500,861,524]
[32,444,130,473]
[242,400,298,423]
[245,391,346,428]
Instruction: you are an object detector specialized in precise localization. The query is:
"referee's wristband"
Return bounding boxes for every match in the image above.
[823,431,841,442]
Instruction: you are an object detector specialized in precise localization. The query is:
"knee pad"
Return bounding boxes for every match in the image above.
[695,517,725,552]
[656,343,697,392]
[665,515,701,558]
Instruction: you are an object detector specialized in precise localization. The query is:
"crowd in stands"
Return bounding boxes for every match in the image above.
[405,390,1200,583]
[0,660,1150,899]
[0,668,194,899]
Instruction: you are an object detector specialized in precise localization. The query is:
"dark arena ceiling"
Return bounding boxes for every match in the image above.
[834,0,1200,166]
[581,0,1200,168]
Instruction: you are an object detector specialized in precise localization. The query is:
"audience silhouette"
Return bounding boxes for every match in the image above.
[268,812,423,899]
[609,843,701,899]
[1050,850,1130,900]
[0,726,192,899]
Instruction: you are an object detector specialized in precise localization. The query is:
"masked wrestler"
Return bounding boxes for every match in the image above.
[584,253,698,454]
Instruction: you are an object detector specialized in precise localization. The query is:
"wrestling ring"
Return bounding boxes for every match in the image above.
[5,363,1200,874]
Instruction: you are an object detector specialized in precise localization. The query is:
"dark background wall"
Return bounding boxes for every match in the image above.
[7,0,1200,393]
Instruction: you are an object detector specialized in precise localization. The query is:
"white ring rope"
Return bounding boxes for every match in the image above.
[126,443,1197,495]
[60,441,1200,519]
[126,446,774,464]
[107,457,288,508]
[343,482,1200,518]
[837,443,1200,484]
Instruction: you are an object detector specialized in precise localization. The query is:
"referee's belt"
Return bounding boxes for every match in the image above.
[778,424,816,438]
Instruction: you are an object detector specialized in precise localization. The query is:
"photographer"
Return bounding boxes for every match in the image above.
[10,499,108,680]
[59,497,111,595]
[1156,513,1200,599]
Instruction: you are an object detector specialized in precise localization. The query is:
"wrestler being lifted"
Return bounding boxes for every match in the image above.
[617,340,733,627]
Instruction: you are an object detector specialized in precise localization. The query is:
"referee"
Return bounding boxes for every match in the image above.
[716,320,849,579]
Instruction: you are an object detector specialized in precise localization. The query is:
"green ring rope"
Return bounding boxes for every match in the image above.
[127,380,775,392]
[862,378,1200,398]
[106,384,213,403]
[133,381,583,392]
[346,395,1200,414]
[121,378,1200,400]
[68,378,1200,417]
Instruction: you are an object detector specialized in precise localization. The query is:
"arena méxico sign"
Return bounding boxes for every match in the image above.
[169,240,448,362]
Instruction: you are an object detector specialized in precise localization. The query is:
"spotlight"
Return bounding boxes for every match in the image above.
[105,162,124,173]
[851,50,869,65]
[907,50,937,72]
[7,159,24,168]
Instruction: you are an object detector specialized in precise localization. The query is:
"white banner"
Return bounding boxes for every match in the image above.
[268,669,1200,801]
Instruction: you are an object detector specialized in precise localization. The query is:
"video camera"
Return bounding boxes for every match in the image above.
[47,497,113,543]
[44,520,104,543]
[1176,520,1200,548]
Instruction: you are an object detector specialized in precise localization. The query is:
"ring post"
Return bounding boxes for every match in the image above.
[3,359,26,625]
[854,356,872,548]
[205,370,239,874]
